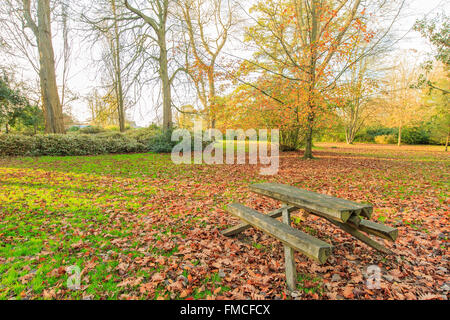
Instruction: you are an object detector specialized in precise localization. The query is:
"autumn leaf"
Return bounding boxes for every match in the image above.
[0,143,447,301]
[343,286,355,299]
[151,273,165,283]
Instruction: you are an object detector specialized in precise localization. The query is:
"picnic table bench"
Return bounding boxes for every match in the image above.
[222,183,398,291]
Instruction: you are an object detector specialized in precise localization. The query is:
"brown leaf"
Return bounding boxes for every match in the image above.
[343,286,355,299]
[151,273,165,283]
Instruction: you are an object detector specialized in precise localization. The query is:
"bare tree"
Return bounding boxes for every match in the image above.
[59,0,72,111]
[0,1,65,133]
[22,0,65,133]
[382,55,424,146]
[110,0,127,131]
[82,0,130,132]
[334,51,381,144]
[124,0,178,130]
[0,1,76,133]
[179,0,236,128]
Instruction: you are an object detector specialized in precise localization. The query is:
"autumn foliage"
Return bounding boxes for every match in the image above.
[214,0,388,157]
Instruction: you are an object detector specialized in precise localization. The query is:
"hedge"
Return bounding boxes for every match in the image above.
[0,134,147,157]
[0,129,210,157]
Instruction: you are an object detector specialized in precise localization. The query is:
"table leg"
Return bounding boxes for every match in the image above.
[282,205,297,292]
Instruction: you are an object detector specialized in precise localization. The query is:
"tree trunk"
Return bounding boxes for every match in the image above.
[208,67,216,129]
[445,130,449,152]
[346,128,354,145]
[123,0,175,131]
[397,124,402,147]
[302,0,319,160]
[111,0,126,132]
[159,30,172,131]
[304,120,314,159]
[36,0,65,134]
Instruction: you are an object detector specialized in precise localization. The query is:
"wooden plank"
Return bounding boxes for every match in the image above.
[324,217,394,255]
[282,206,297,291]
[326,197,373,219]
[347,219,398,242]
[221,206,298,237]
[346,215,362,227]
[250,183,371,223]
[227,203,333,264]
[300,206,361,227]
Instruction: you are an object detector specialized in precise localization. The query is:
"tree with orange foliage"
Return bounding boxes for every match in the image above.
[242,0,405,158]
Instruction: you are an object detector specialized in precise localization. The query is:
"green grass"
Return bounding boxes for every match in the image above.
[296,273,324,296]
[0,144,448,300]
[0,152,252,300]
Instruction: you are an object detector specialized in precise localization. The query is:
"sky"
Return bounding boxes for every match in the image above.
[5,0,450,127]
[397,0,449,50]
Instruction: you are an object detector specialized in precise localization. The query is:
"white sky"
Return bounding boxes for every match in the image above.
[397,0,449,49]
[10,0,450,127]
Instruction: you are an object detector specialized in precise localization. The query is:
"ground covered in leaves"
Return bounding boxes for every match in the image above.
[0,143,448,300]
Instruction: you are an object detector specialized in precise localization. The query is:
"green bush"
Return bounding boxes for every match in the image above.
[0,134,146,157]
[147,129,176,153]
[68,126,80,132]
[0,134,35,156]
[354,127,396,143]
[147,128,212,154]
[354,132,375,143]
[398,127,430,145]
[366,127,396,137]
[0,126,214,157]
[79,126,104,134]
[125,126,160,145]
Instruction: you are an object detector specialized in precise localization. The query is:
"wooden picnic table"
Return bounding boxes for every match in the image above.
[222,183,398,291]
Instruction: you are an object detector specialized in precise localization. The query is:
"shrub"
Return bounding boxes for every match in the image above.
[68,126,80,132]
[0,133,146,157]
[0,134,35,156]
[95,132,127,139]
[374,135,396,144]
[0,126,214,157]
[354,127,396,143]
[399,127,430,145]
[147,128,212,153]
[366,127,396,137]
[148,129,176,153]
[354,132,375,143]
[79,126,103,134]
[125,127,160,145]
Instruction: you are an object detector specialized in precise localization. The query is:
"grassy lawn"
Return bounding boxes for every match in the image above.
[0,145,448,300]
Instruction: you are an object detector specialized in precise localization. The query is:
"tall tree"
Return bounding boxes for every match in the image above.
[0,1,75,133]
[124,0,175,130]
[243,0,404,158]
[110,0,126,132]
[83,0,129,132]
[22,0,65,133]
[414,13,449,95]
[179,0,236,128]
[333,51,380,145]
[422,64,450,151]
[382,56,424,146]
[59,0,72,111]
